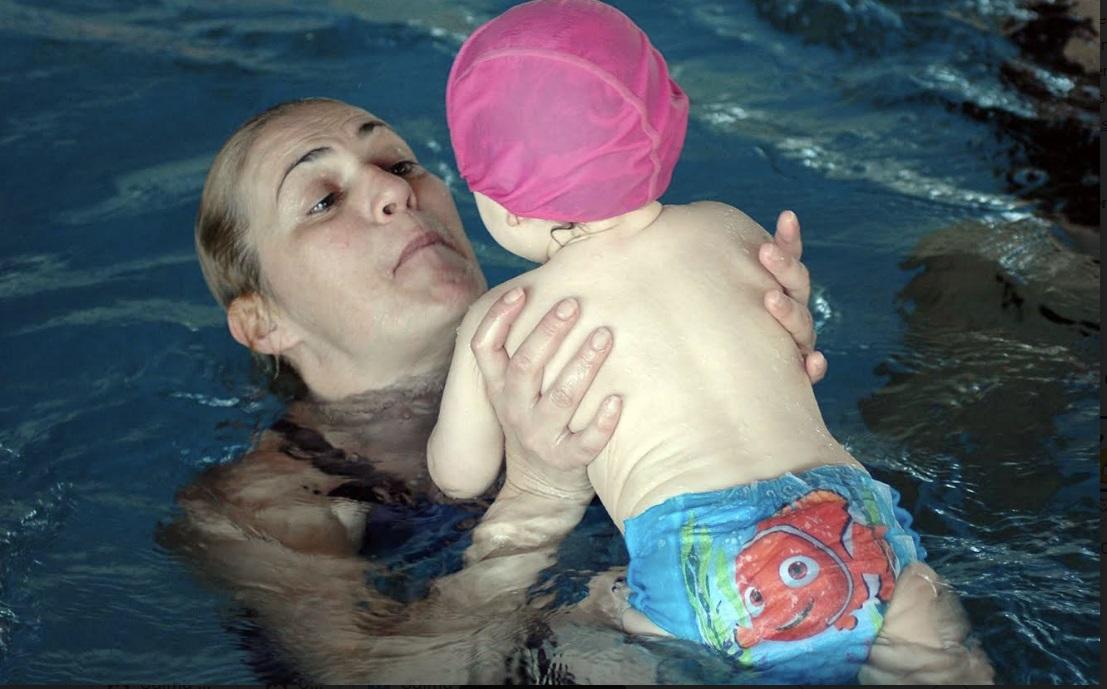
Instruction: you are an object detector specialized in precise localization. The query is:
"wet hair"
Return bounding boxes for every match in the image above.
[195,97,342,308]
[195,97,341,397]
[549,222,578,249]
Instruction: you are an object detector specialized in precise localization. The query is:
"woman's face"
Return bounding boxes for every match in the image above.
[240,101,486,391]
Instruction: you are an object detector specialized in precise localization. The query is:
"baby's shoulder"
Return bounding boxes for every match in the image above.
[659,201,772,245]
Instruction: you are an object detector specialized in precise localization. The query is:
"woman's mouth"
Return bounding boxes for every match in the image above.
[394,230,454,273]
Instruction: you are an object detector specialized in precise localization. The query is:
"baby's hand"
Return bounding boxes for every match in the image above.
[759,209,827,383]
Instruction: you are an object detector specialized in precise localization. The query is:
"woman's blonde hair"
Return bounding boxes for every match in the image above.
[195,97,341,308]
[196,98,341,396]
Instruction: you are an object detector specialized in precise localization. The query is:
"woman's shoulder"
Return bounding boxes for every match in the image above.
[166,444,369,557]
[179,446,328,506]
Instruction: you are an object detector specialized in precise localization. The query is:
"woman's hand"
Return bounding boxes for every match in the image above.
[759,210,828,383]
[469,290,619,501]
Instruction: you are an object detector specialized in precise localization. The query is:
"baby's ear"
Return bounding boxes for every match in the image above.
[474,190,518,226]
[227,293,299,355]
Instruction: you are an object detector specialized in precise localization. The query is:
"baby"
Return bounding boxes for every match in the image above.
[428,0,990,682]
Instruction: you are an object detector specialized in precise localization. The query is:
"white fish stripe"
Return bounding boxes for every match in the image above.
[842,517,856,559]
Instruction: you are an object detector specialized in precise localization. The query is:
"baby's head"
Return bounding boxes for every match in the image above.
[446,0,688,261]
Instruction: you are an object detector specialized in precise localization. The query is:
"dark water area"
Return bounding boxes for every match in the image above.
[0,0,1098,684]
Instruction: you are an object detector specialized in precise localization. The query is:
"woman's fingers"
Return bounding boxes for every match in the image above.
[765,289,815,353]
[774,209,804,260]
[470,287,528,394]
[562,394,622,468]
[764,288,828,382]
[472,291,621,473]
[759,242,812,309]
[537,326,616,444]
[760,209,811,307]
[805,350,828,384]
[760,209,828,384]
[501,297,581,408]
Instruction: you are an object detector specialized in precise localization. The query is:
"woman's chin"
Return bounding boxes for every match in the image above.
[431,270,486,310]
[405,255,486,307]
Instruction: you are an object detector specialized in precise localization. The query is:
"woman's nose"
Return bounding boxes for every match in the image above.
[368,167,415,224]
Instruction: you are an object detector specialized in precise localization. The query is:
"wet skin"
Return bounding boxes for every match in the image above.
[238,103,487,399]
[174,99,839,682]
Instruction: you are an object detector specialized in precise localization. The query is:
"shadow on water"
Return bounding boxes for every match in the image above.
[751,0,1100,254]
[860,218,1098,498]
[858,218,1099,683]
[967,0,1100,250]
[744,1,1101,683]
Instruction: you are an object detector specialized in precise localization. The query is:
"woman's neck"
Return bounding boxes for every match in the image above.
[304,369,446,425]
[290,323,457,402]
[284,369,448,464]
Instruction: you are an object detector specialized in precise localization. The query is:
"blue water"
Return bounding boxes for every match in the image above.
[0,0,1098,683]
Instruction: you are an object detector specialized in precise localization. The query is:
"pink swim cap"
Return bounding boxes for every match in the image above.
[446,0,689,222]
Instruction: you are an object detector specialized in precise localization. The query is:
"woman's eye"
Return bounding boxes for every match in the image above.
[388,160,418,177]
[309,192,337,215]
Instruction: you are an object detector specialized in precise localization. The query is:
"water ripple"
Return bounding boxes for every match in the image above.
[0,253,197,301]
[55,155,212,227]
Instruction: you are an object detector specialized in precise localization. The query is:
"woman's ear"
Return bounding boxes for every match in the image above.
[226,293,300,355]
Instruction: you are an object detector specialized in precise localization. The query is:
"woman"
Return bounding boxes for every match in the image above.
[164,97,830,683]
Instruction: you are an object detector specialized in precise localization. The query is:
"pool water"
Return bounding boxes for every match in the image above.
[0,0,1098,683]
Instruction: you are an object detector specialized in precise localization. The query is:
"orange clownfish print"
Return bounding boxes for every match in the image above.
[734,490,896,649]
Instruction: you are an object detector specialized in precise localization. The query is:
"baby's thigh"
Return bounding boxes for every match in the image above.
[859,562,995,685]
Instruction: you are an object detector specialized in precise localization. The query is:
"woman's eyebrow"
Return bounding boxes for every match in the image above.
[275,120,389,202]
[277,146,332,202]
[358,119,387,137]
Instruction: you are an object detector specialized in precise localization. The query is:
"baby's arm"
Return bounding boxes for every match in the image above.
[427,292,507,499]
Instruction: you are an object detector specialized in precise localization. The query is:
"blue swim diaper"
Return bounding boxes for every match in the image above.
[623,464,925,684]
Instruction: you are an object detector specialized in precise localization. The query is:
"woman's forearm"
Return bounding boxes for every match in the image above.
[422,476,592,616]
[466,477,591,564]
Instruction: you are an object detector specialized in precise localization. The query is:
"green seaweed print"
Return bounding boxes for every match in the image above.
[678,517,756,667]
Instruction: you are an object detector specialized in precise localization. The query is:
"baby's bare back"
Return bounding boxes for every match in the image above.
[497,202,857,530]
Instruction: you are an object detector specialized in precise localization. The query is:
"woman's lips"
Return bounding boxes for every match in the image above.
[394,230,456,273]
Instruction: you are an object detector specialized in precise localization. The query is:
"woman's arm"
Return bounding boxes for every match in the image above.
[159,297,623,682]
[162,213,825,681]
